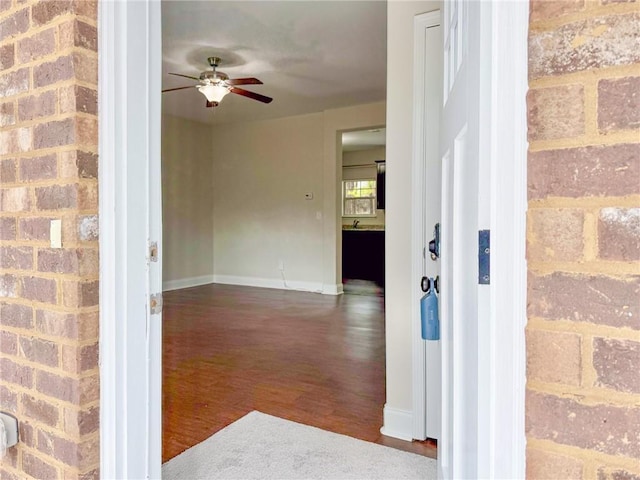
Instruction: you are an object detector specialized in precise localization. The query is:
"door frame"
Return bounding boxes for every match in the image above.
[99,1,528,478]
[411,9,442,442]
[98,1,162,478]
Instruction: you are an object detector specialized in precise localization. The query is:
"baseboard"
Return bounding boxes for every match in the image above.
[213,275,324,294]
[380,405,414,441]
[322,283,344,296]
[163,274,215,292]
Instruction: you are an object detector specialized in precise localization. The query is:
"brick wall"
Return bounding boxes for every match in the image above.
[526,1,639,479]
[0,0,99,478]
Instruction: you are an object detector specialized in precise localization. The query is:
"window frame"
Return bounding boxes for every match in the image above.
[342,178,377,218]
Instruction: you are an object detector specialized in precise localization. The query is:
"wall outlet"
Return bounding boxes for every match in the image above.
[278,259,284,271]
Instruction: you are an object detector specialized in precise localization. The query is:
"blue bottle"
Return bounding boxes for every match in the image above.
[420,279,440,341]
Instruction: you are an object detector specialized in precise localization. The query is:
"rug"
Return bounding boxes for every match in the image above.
[162,411,437,479]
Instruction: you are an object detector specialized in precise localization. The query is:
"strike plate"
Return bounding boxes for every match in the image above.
[478,230,490,285]
[150,293,163,315]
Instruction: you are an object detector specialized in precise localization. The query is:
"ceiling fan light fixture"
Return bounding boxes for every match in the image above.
[198,84,229,104]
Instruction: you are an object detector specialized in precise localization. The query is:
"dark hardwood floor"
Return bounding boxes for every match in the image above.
[162,282,437,462]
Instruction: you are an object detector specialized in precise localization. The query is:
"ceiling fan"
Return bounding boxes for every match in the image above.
[162,57,273,108]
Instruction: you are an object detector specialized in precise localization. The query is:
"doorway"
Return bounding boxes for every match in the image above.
[341,128,386,295]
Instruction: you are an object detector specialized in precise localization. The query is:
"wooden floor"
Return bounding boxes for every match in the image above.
[162,282,437,462]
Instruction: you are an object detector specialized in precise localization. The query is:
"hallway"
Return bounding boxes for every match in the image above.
[162,283,436,462]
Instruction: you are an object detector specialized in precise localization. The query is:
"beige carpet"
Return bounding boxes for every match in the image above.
[162,411,437,479]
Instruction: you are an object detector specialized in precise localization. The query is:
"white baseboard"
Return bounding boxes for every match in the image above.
[322,283,344,295]
[163,274,214,292]
[213,275,325,294]
[380,405,414,441]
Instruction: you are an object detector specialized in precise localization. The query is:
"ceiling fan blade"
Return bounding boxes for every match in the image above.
[229,87,273,104]
[168,72,200,81]
[162,85,196,93]
[226,77,263,86]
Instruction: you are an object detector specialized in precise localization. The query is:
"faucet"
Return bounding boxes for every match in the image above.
[352,219,360,229]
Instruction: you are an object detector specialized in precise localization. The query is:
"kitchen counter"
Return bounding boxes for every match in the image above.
[342,224,385,231]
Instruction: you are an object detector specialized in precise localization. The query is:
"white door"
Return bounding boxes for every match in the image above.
[439,1,490,478]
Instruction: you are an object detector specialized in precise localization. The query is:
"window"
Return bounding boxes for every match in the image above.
[342,179,377,217]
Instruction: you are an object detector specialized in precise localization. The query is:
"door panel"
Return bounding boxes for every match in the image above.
[439,0,486,478]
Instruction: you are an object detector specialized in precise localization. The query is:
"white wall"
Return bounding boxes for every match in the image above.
[342,147,386,227]
[162,114,214,290]
[384,0,441,426]
[211,112,326,291]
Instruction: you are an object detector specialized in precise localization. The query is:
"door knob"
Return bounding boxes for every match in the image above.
[428,223,440,260]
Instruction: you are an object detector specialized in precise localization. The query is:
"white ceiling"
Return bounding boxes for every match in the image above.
[161,1,387,127]
[342,128,386,151]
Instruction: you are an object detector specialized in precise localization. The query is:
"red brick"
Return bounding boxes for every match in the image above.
[526,390,640,457]
[598,468,640,480]
[22,452,58,480]
[37,429,79,467]
[529,0,585,22]
[32,0,75,25]
[0,8,29,42]
[36,370,78,403]
[0,357,33,387]
[528,208,584,261]
[0,101,15,127]
[77,117,98,148]
[18,90,57,122]
[0,246,33,270]
[0,187,30,212]
[34,55,74,88]
[21,276,57,304]
[528,272,640,329]
[529,13,640,79]
[0,302,32,328]
[0,217,16,240]
[19,421,35,448]
[78,181,98,210]
[20,336,59,367]
[36,184,78,210]
[593,337,640,394]
[19,217,54,241]
[64,405,98,436]
[63,279,99,307]
[38,248,79,274]
[527,85,585,141]
[78,311,98,342]
[73,51,97,85]
[36,309,77,339]
[78,215,98,241]
[0,384,17,412]
[0,67,29,97]
[0,0,10,12]
[598,77,640,131]
[598,208,640,261]
[20,154,57,181]
[76,21,97,51]
[17,28,56,64]
[528,144,640,200]
[22,394,59,426]
[0,43,14,71]
[80,343,98,371]
[0,127,32,155]
[0,274,17,298]
[0,158,16,183]
[34,118,76,150]
[76,151,98,178]
[77,248,98,276]
[526,448,583,480]
[0,330,17,355]
[79,373,98,403]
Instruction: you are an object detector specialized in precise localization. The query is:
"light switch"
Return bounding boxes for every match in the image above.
[50,219,62,248]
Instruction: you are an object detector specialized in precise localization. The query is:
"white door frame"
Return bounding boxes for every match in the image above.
[411,10,442,442]
[98,1,528,478]
[98,1,162,478]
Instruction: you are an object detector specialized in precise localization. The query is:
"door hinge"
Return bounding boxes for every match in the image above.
[150,293,163,315]
[478,230,490,285]
[149,241,158,262]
